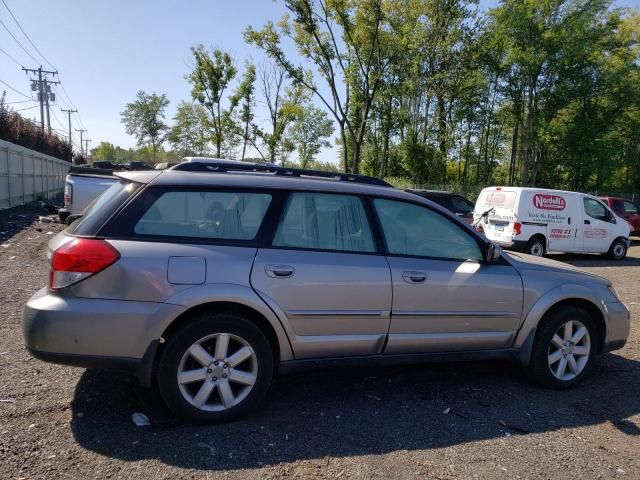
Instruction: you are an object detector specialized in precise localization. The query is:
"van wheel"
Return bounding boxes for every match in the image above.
[607,239,627,260]
[527,306,597,388]
[527,237,546,257]
[157,312,274,423]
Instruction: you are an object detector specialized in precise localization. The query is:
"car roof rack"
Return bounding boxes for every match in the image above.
[170,161,392,187]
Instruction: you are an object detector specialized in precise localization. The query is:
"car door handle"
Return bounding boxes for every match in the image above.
[264,264,295,278]
[402,271,427,284]
[584,219,591,225]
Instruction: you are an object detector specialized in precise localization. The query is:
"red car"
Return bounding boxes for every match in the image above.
[600,196,640,236]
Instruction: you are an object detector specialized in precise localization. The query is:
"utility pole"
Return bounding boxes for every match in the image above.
[22,66,58,133]
[61,108,77,161]
[75,128,86,163]
[84,139,92,162]
[43,78,60,135]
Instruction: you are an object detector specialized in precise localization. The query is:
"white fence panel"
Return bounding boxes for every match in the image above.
[0,139,70,210]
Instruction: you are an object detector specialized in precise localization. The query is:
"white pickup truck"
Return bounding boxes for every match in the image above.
[59,166,118,223]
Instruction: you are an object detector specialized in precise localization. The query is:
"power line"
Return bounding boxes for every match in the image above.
[0,17,39,65]
[0,45,23,67]
[6,98,35,104]
[0,77,31,99]
[14,104,38,112]
[1,0,56,70]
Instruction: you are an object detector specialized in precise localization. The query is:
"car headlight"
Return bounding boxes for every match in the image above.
[608,285,622,302]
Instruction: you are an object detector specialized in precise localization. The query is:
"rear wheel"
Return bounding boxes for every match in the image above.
[528,306,597,388]
[607,239,627,260]
[157,312,274,423]
[527,236,546,257]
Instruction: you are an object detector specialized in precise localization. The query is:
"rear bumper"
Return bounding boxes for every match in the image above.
[58,207,70,224]
[490,238,528,251]
[22,287,185,383]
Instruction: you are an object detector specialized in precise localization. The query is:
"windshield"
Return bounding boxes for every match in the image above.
[67,181,139,236]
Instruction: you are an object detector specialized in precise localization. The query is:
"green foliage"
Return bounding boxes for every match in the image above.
[120,91,169,162]
[0,93,72,161]
[167,102,211,157]
[289,97,334,167]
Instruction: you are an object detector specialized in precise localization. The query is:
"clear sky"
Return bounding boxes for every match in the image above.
[1,0,639,163]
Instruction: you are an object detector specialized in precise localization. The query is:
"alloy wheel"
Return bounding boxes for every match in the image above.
[177,333,258,412]
[547,320,591,381]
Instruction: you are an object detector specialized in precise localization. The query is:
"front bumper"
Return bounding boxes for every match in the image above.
[22,287,185,381]
[604,301,631,352]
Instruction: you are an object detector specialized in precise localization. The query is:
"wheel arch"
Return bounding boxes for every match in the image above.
[514,289,607,365]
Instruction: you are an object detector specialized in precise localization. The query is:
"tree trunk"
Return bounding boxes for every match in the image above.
[508,123,519,184]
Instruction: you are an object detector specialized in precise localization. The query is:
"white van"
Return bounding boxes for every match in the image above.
[473,187,631,259]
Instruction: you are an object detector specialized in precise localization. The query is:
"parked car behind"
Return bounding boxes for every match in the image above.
[58,166,118,223]
[406,189,475,223]
[474,186,631,259]
[24,163,630,423]
[600,196,640,236]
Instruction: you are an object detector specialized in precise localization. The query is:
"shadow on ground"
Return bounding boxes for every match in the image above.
[71,353,640,471]
[0,201,59,244]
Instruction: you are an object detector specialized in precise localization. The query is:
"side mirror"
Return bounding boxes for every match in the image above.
[486,242,503,261]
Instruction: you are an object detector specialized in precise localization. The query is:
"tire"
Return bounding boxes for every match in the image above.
[527,305,597,388]
[157,312,274,423]
[607,239,627,260]
[526,236,546,257]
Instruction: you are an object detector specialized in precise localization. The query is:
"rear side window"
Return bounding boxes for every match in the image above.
[133,191,272,240]
[450,196,473,213]
[272,192,376,253]
[67,181,138,236]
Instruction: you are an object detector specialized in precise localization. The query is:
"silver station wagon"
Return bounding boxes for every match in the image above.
[23,162,630,423]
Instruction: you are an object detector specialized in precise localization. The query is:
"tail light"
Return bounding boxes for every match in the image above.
[513,222,522,236]
[64,182,73,206]
[49,238,120,290]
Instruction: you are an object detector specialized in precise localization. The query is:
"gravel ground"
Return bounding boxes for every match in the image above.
[1,203,639,480]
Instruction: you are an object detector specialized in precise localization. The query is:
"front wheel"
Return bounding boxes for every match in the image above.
[607,239,627,260]
[157,312,274,423]
[528,306,597,388]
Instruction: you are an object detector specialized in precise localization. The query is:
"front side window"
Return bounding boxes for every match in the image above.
[583,198,610,222]
[624,201,639,215]
[374,198,483,261]
[272,192,376,253]
[134,191,272,240]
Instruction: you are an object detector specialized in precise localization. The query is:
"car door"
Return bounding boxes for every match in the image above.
[251,191,392,359]
[581,196,615,253]
[371,198,523,354]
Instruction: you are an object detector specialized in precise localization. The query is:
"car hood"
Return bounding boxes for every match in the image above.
[504,251,608,284]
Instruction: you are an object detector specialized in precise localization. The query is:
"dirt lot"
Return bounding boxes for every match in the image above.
[1,203,640,480]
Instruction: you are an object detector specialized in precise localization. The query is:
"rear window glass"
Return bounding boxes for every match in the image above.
[67,181,138,235]
[133,191,272,241]
[477,190,516,210]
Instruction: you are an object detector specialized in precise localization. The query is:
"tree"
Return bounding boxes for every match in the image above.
[120,91,169,162]
[231,61,257,160]
[245,0,395,173]
[289,97,334,167]
[187,45,238,157]
[251,63,304,164]
[168,102,211,156]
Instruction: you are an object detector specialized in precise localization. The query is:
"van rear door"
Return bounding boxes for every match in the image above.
[474,188,518,243]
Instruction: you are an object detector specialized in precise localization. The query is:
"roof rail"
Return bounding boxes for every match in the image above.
[170,161,392,187]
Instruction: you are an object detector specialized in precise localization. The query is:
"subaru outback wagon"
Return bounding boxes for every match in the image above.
[23,162,630,423]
